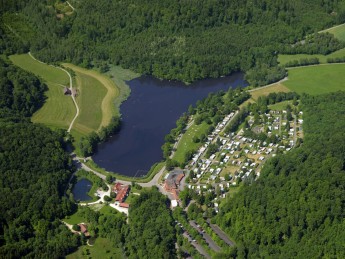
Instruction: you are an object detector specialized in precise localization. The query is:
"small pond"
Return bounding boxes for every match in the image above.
[72,178,93,201]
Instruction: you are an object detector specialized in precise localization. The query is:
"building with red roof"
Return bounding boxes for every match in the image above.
[78,223,90,237]
[119,202,130,208]
[114,183,130,202]
[163,169,185,199]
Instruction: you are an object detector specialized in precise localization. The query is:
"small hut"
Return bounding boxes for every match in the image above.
[78,223,90,237]
[63,87,71,95]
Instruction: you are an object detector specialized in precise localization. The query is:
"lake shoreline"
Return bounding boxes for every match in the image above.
[92,72,248,177]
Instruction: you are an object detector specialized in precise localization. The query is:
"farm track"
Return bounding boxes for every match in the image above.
[28,52,79,133]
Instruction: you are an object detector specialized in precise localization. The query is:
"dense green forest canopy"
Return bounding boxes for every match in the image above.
[216,92,345,258]
[0,59,46,118]
[0,53,79,257]
[2,0,345,82]
[126,189,176,259]
[0,122,79,257]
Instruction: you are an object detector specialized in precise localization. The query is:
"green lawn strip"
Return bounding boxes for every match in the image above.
[268,100,294,111]
[322,23,345,41]
[278,48,345,65]
[124,193,137,204]
[63,210,87,225]
[9,54,69,83]
[66,237,124,259]
[73,70,107,132]
[31,81,75,129]
[85,160,165,183]
[173,122,209,164]
[98,204,118,215]
[283,64,345,95]
[9,54,75,129]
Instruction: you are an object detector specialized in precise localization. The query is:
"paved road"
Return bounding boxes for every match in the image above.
[190,220,221,252]
[73,156,166,188]
[206,219,235,246]
[183,232,211,259]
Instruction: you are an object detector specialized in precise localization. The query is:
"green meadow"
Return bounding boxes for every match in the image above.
[321,23,345,41]
[9,54,76,129]
[283,64,345,95]
[278,48,345,66]
[9,54,132,145]
[173,122,209,164]
[66,237,124,259]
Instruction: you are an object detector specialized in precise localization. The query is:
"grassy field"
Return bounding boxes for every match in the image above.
[9,54,138,144]
[64,210,87,225]
[249,83,290,101]
[66,237,123,259]
[282,64,345,95]
[9,54,76,129]
[173,122,209,164]
[321,23,345,41]
[268,100,295,111]
[278,48,345,66]
[63,64,116,133]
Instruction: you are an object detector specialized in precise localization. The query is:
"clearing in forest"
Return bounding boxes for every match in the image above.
[282,64,345,95]
[320,23,345,41]
[63,64,120,136]
[9,54,76,129]
[249,83,290,101]
[278,48,345,66]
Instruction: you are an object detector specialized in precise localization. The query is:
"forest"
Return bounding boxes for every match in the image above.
[2,0,345,83]
[0,58,46,118]
[126,189,176,258]
[0,55,178,258]
[0,56,80,257]
[216,92,345,258]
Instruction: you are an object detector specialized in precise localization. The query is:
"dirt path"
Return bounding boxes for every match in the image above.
[63,64,119,131]
[28,52,79,133]
[66,1,75,11]
[248,77,288,93]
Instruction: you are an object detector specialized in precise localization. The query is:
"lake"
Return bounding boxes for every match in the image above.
[72,178,93,201]
[93,73,248,177]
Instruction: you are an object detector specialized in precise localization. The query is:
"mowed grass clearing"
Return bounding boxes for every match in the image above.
[9,54,75,129]
[283,64,345,95]
[66,237,124,259]
[268,100,295,111]
[63,64,120,135]
[278,48,345,66]
[173,122,209,164]
[321,23,345,41]
[249,83,290,101]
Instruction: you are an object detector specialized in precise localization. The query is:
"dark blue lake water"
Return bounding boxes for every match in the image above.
[93,73,248,177]
[72,178,93,201]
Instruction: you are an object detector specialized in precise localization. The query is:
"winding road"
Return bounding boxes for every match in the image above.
[73,156,166,188]
[28,52,79,133]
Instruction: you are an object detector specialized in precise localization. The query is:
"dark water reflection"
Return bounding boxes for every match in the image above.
[72,178,93,201]
[93,73,248,177]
